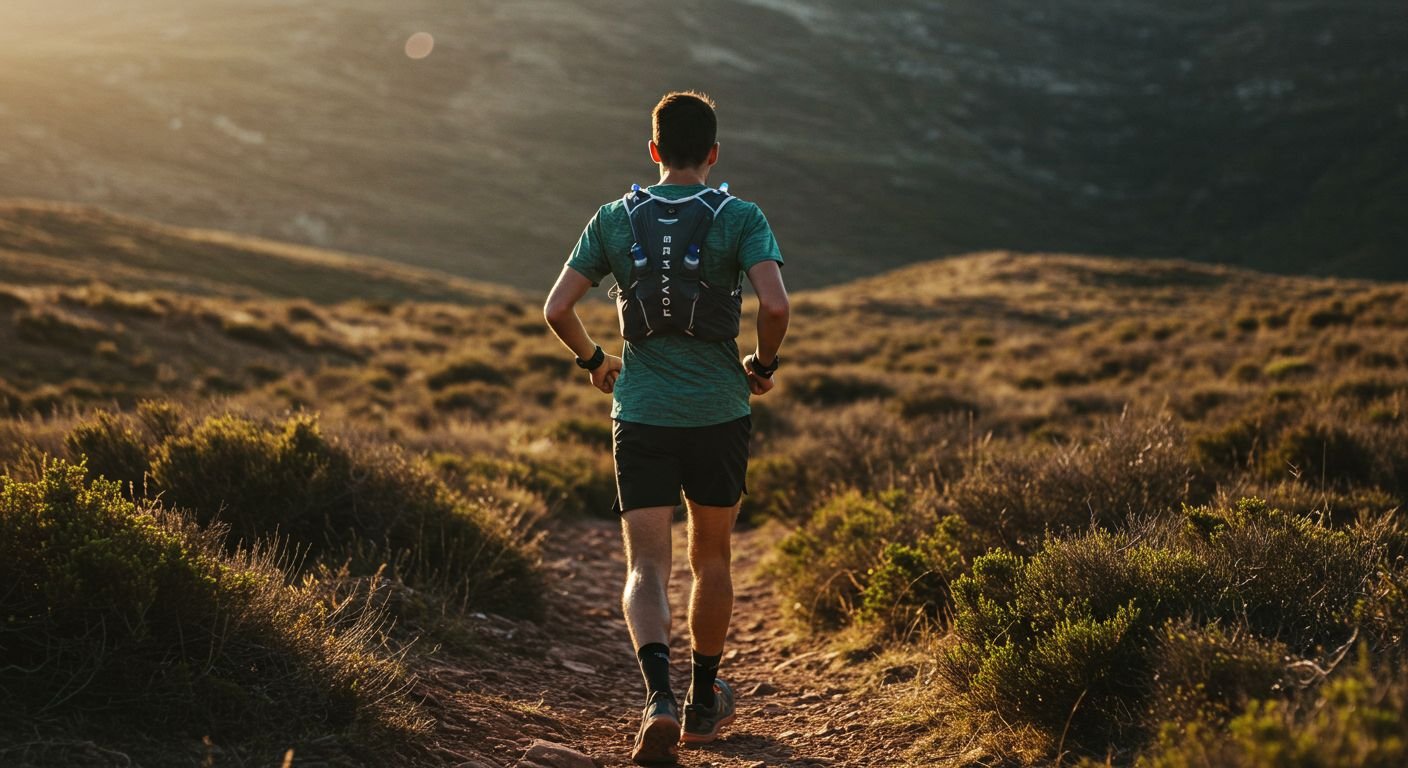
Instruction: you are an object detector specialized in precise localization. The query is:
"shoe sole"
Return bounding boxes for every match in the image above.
[680,712,735,745]
[632,715,681,765]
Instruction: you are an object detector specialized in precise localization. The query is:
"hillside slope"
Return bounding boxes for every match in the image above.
[3,234,1406,765]
[0,0,1403,289]
[0,200,519,304]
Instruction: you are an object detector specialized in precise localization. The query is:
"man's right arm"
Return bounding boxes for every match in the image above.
[544,265,622,394]
[745,260,789,396]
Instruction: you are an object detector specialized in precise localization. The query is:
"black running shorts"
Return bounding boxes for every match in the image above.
[611,415,751,513]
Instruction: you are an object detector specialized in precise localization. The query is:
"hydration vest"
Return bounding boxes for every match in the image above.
[613,183,742,342]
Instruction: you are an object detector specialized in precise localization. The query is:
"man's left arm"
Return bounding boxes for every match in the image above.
[544,265,622,394]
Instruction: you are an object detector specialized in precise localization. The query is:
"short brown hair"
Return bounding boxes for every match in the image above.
[652,91,717,169]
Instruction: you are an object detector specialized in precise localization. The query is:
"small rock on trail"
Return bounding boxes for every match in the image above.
[518,739,599,768]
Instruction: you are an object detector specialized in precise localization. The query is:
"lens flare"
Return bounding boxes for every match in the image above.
[405,32,435,60]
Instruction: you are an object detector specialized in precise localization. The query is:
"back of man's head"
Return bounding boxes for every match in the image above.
[652,91,717,170]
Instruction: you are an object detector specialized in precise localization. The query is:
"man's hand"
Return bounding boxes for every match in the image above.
[746,369,775,396]
[590,354,623,394]
[743,354,777,396]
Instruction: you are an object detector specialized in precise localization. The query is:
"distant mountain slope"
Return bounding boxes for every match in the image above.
[0,200,519,304]
[803,250,1306,319]
[0,1,1403,289]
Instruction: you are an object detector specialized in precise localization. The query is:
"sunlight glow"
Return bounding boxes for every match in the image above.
[405,32,434,60]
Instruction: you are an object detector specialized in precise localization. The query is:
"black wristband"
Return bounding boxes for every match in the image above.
[575,345,605,371]
[748,354,780,379]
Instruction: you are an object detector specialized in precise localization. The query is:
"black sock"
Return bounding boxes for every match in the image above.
[636,643,672,699]
[690,650,722,708]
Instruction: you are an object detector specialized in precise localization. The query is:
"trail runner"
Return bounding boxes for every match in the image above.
[544,90,790,765]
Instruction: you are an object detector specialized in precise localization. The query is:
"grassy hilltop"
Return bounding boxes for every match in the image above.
[1,206,1406,765]
[0,0,1404,288]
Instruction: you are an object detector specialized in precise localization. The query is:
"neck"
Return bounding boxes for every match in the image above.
[658,165,709,186]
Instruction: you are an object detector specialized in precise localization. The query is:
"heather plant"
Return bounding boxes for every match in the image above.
[0,461,424,763]
[746,401,966,522]
[63,409,149,492]
[430,443,616,518]
[938,498,1389,756]
[785,369,894,407]
[854,521,970,636]
[1134,657,1408,768]
[62,408,541,616]
[950,413,1196,553]
[1143,620,1287,729]
[770,487,971,633]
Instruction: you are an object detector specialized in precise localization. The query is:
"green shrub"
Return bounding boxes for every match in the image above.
[1194,498,1380,647]
[786,371,893,407]
[745,402,966,523]
[951,414,1194,553]
[944,533,1202,745]
[1304,300,1356,329]
[896,389,980,420]
[433,381,506,416]
[1264,419,1375,487]
[548,416,614,449]
[426,356,507,390]
[64,410,150,492]
[129,412,541,616]
[1139,658,1407,768]
[432,447,616,519]
[1263,356,1315,380]
[1190,412,1278,476]
[855,521,969,635]
[0,461,424,762]
[1051,368,1090,386]
[770,488,965,632]
[941,499,1386,754]
[1334,377,1400,404]
[771,490,920,629]
[1145,621,1286,729]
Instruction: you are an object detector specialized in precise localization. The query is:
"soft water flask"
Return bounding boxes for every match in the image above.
[684,244,701,272]
[631,243,648,270]
[719,182,729,194]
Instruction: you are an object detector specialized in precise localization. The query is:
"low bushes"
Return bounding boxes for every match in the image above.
[1136,659,1407,768]
[0,461,424,762]
[939,498,1391,756]
[746,401,966,522]
[950,413,1196,553]
[430,443,616,519]
[64,405,541,617]
[769,488,969,635]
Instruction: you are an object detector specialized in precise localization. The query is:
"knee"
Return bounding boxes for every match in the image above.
[689,545,732,576]
[625,557,670,590]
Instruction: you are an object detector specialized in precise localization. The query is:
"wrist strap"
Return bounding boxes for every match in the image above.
[748,354,780,379]
[576,345,605,371]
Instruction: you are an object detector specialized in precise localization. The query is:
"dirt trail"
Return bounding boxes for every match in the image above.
[420,517,922,767]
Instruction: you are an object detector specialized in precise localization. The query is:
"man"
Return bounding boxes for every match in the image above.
[543,91,789,765]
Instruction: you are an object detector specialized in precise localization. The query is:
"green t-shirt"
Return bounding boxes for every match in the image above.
[566,184,783,427]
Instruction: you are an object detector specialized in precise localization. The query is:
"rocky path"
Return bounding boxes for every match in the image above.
[420,517,923,768]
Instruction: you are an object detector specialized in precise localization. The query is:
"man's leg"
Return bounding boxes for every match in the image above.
[685,498,739,708]
[621,505,681,765]
[621,506,675,693]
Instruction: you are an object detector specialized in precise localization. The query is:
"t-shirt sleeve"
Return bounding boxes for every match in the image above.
[737,204,783,272]
[565,208,612,286]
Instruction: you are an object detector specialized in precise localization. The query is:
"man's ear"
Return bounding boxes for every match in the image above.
[648,140,662,164]
[706,142,720,167]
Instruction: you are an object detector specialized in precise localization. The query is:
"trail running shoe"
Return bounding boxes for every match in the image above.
[631,691,681,765]
[681,678,736,745]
